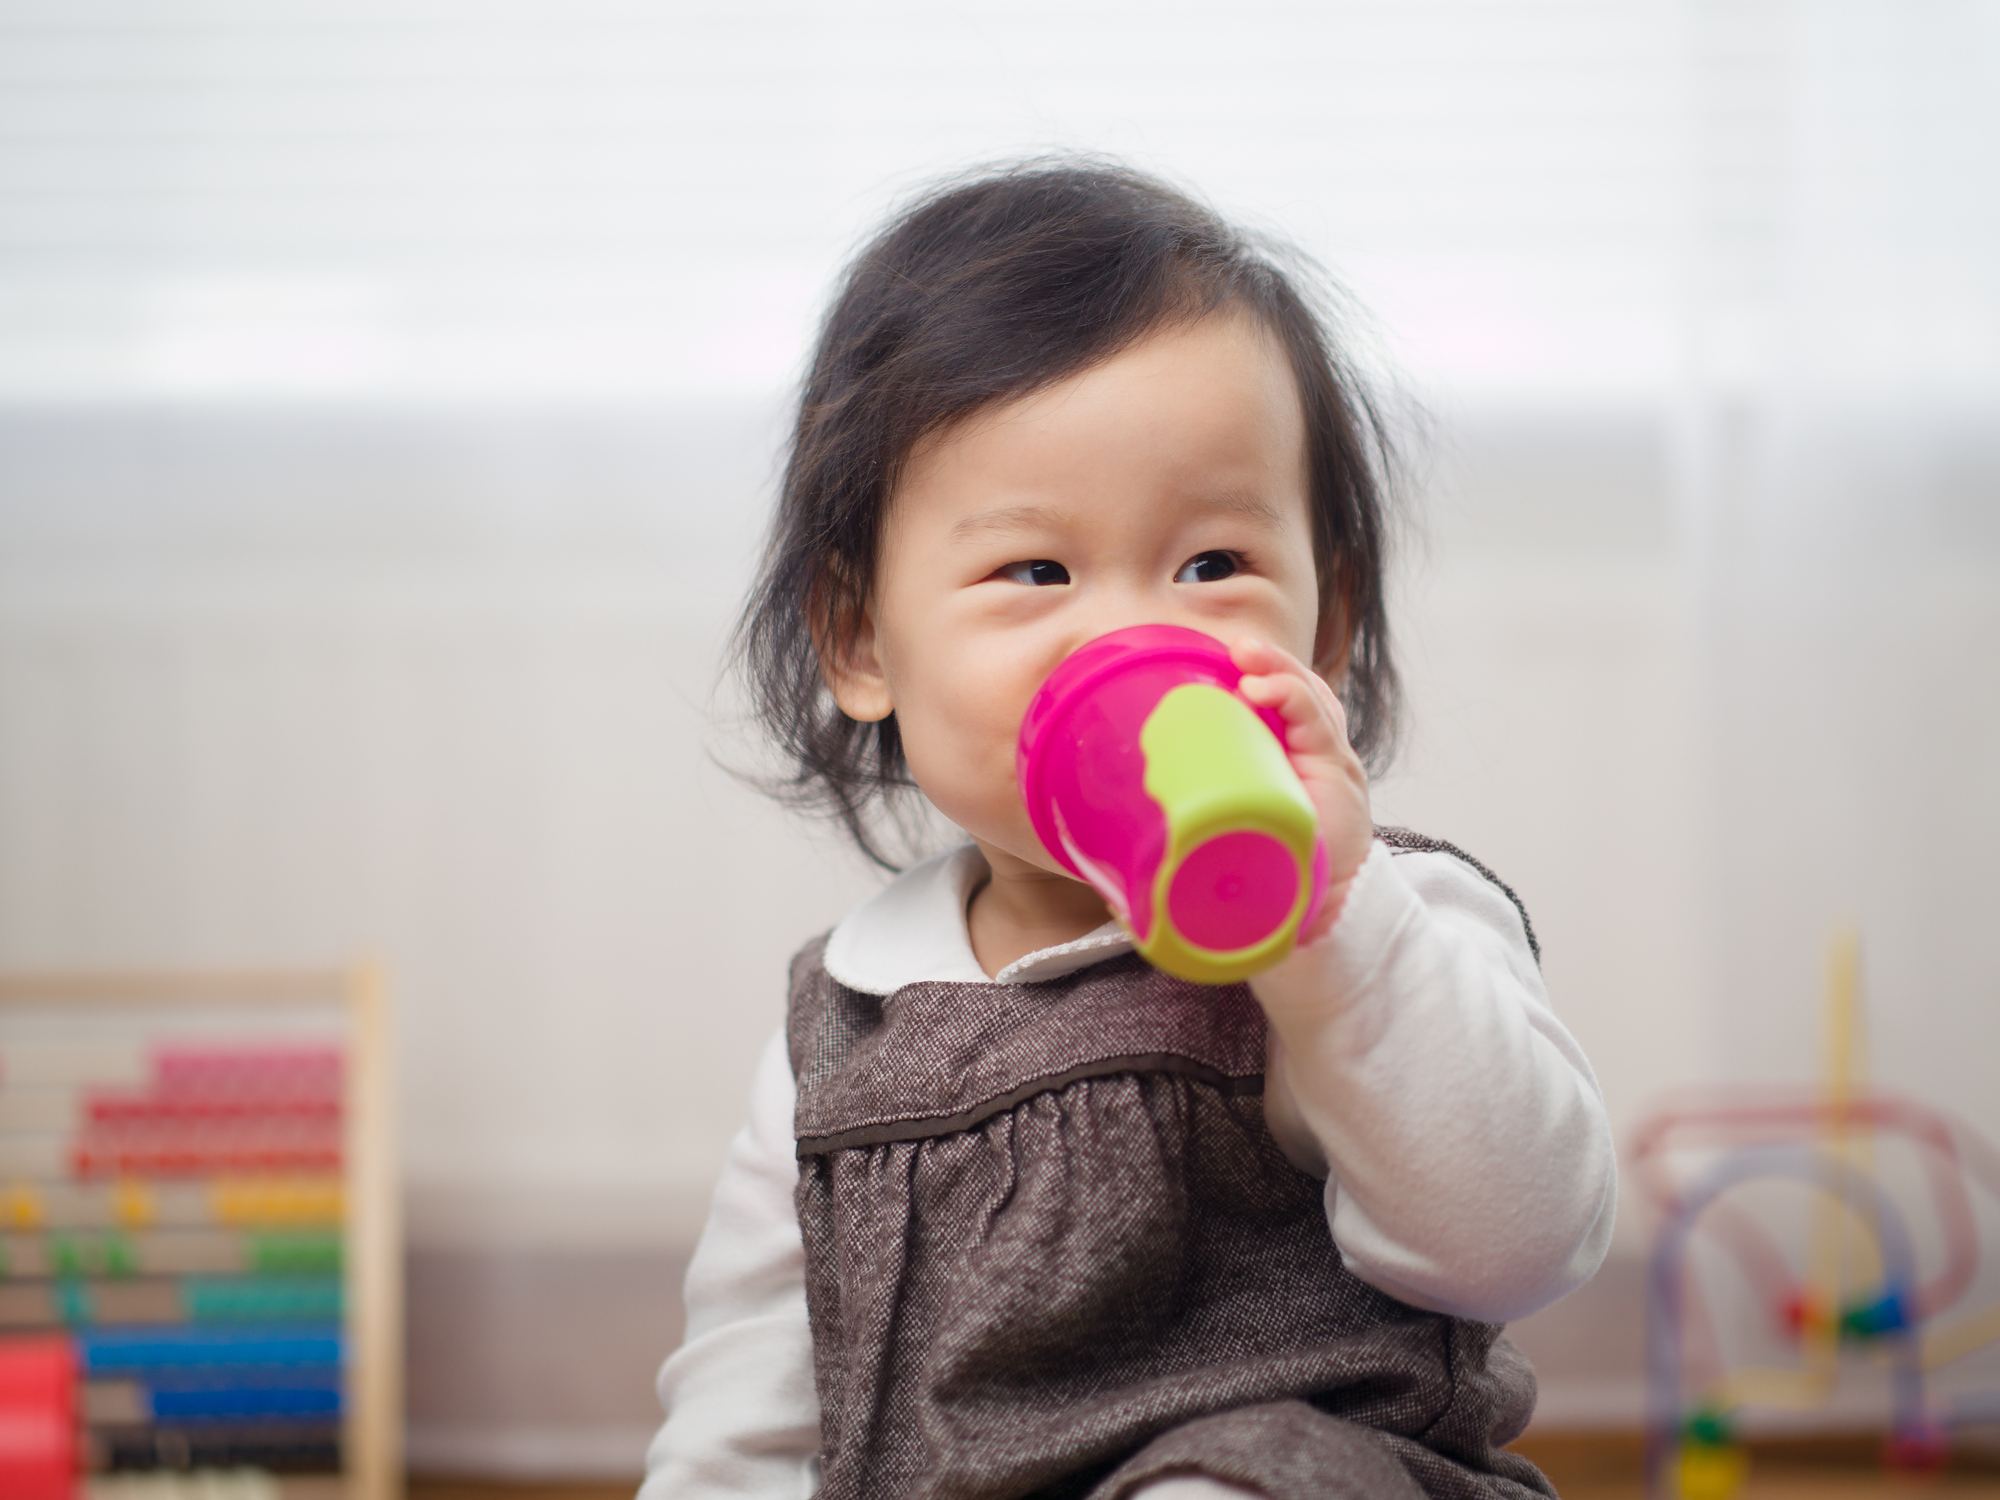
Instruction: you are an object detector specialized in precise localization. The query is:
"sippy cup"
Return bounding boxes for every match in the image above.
[1016,624,1330,985]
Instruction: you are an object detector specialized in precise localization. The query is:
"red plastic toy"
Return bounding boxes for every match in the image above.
[0,1335,77,1500]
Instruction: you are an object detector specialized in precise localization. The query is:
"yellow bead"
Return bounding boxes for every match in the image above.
[1677,1442,1749,1500]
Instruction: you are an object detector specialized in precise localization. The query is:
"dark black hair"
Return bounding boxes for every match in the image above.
[735,159,1400,868]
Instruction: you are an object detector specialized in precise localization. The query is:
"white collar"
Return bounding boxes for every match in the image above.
[821,844,1134,995]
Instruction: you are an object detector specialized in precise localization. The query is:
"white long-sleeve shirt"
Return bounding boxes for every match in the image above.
[642,838,1617,1498]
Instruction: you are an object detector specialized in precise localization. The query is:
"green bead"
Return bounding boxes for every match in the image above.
[247,1231,343,1274]
[102,1233,138,1278]
[1684,1408,1734,1447]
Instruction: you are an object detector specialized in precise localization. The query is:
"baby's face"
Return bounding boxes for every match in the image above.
[828,307,1326,880]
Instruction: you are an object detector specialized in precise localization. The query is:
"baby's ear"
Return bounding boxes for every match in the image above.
[813,594,895,724]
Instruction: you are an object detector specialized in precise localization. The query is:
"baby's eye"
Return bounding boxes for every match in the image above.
[1174,550,1242,584]
[995,559,1071,586]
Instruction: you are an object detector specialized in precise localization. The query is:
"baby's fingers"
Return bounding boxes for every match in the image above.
[1230,638,1350,751]
[1238,672,1342,756]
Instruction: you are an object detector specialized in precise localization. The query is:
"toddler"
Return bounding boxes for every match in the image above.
[642,162,1615,1500]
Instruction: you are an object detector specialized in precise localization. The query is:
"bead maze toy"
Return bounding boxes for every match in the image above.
[1636,931,2000,1497]
[0,968,398,1500]
[1017,624,1330,984]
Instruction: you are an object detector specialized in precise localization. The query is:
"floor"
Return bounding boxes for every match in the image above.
[1512,1433,2000,1498]
[406,1444,2000,1500]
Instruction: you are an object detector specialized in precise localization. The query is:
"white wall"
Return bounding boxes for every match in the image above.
[3,402,1993,1254]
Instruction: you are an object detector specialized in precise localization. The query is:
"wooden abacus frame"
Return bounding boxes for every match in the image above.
[0,965,401,1500]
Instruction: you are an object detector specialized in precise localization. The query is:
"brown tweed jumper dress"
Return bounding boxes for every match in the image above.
[788,835,1559,1500]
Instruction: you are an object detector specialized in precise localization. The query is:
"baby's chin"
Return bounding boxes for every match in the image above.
[925,785,1099,887]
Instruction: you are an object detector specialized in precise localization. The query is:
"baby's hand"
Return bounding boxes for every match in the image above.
[1231,637,1372,943]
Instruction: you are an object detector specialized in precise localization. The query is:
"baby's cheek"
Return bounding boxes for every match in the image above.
[898,710,1000,819]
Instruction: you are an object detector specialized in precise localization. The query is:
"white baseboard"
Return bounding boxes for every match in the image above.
[1527,1373,1984,1436]
[405,1421,653,1480]
[1528,1376,1648,1430]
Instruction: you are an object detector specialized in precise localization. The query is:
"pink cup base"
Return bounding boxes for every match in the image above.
[1165,830,1300,953]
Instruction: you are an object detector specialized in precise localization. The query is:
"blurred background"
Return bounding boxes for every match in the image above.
[0,0,1995,1484]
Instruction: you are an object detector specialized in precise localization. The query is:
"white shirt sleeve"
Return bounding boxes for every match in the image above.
[1253,840,1617,1323]
[640,1028,818,1500]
